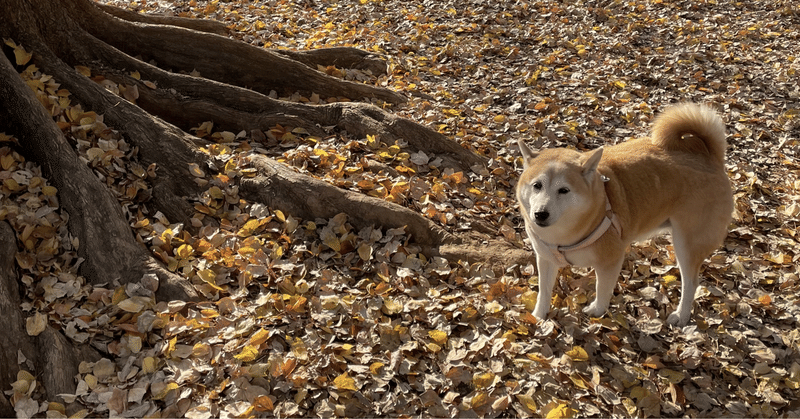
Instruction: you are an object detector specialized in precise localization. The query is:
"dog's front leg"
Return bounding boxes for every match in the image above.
[532,257,559,320]
[583,256,624,318]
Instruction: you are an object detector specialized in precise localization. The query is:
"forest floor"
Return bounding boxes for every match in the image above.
[3,0,800,417]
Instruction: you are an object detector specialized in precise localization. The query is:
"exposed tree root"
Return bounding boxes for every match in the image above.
[240,155,458,255]
[274,47,392,76]
[95,2,229,35]
[0,52,197,302]
[0,0,509,287]
[95,68,484,172]
[0,0,521,408]
[71,2,406,104]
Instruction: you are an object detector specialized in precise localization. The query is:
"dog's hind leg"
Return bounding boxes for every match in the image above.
[583,256,624,318]
[666,223,723,326]
[532,258,559,321]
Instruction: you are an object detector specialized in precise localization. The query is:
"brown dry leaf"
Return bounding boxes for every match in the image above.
[6,0,800,417]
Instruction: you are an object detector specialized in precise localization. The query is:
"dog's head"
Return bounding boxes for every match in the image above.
[517,139,605,243]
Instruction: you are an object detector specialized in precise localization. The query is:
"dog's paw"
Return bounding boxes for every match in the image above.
[582,303,606,318]
[532,307,549,321]
[666,311,689,327]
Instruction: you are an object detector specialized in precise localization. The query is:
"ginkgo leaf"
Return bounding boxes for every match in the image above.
[250,328,270,346]
[142,357,157,374]
[333,372,358,391]
[472,371,495,390]
[253,395,274,412]
[117,298,144,313]
[14,47,32,66]
[357,243,373,261]
[234,345,259,362]
[517,394,538,412]
[546,402,574,419]
[566,346,589,362]
[151,382,179,400]
[428,329,447,345]
[189,163,205,177]
[25,312,47,336]
[369,362,384,375]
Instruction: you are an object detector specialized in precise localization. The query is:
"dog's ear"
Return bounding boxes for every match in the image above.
[518,139,538,166]
[582,147,604,181]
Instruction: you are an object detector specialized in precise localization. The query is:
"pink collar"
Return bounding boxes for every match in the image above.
[533,196,621,266]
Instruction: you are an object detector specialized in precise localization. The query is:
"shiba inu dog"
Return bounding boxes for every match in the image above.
[516,103,732,326]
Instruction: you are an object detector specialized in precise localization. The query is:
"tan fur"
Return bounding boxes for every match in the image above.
[517,103,733,326]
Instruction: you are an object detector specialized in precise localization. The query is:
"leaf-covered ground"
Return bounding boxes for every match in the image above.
[2,0,799,417]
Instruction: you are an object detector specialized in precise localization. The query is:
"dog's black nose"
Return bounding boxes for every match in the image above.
[534,211,549,222]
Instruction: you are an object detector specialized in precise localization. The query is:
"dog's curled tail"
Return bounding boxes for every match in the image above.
[651,103,727,166]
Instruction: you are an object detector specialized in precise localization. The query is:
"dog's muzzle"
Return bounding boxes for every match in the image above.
[534,210,550,227]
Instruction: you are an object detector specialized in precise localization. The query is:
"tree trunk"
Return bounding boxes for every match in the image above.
[0,0,529,412]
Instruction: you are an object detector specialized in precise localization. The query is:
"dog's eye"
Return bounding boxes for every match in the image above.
[558,187,570,194]
[533,181,542,190]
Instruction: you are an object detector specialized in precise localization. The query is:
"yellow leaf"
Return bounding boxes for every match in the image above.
[198,269,223,290]
[663,274,678,286]
[192,343,211,358]
[130,70,141,80]
[238,218,263,237]
[175,244,194,259]
[128,336,142,353]
[84,374,97,390]
[250,328,270,346]
[493,114,507,123]
[472,371,495,389]
[521,291,538,311]
[13,44,32,66]
[758,294,772,305]
[17,370,35,384]
[566,346,589,362]
[365,134,379,149]
[546,402,574,419]
[1,153,15,170]
[207,186,224,199]
[382,297,403,314]
[234,345,260,362]
[151,382,179,400]
[333,372,358,391]
[165,337,177,357]
[428,329,448,345]
[516,394,537,412]
[142,357,157,374]
[42,185,57,196]
[471,391,489,408]
[369,362,384,375]
[321,296,340,310]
